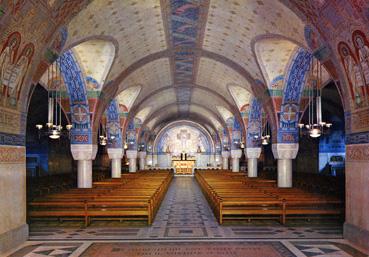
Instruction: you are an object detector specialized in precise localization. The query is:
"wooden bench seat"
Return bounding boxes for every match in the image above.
[28,170,173,226]
[195,170,343,225]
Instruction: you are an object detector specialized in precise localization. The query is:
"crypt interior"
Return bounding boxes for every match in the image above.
[0,0,369,256]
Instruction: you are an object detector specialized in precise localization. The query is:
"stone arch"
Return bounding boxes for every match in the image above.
[105,99,122,148]
[153,120,216,154]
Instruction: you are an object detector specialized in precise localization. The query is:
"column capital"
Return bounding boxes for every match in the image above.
[107,148,124,159]
[221,151,230,158]
[231,149,242,159]
[272,143,299,159]
[71,144,98,160]
[245,147,261,159]
[138,151,147,159]
[126,150,138,159]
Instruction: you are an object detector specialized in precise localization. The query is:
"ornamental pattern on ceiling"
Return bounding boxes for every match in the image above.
[196,57,251,103]
[66,0,167,81]
[203,0,305,81]
[254,38,298,87]
[119,58,172,99]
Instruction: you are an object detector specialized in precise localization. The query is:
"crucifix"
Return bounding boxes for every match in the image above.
[177,129,191,152]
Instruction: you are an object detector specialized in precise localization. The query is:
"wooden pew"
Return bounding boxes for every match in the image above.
[195,170,343,225]
[28,170,173,226]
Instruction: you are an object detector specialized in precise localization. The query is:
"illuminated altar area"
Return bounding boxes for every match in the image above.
[153,121,215,174]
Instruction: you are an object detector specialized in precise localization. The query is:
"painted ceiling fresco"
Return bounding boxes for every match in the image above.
[116,86,142,112]
[228,84,252,111]
[216,106,234,122]
[254,38,298,86]
[135,106,153,123]
[196,57,252,104]
[203,0,306,81]
[60,0,313,136]
[72,40,115,88]
[66,0,167,82]
[191,88,231,115]
[119,58,172,99]
[137,88,177,115]
[189,105,222,129]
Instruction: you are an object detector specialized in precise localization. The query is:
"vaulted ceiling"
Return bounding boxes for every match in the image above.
[63,0,310,134]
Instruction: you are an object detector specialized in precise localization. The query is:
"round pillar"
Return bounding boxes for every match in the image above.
[248,158,258,177]
[138,151,147,170]
[129,158,137,172]
[232,157,240,172]
[245,148,261,178]
[221,151,230,170]
[272,143,299,188]
[277,159,293,187]
[111,158,121,178]
[107,148,124,178]
[77,160,92,188]
[126,150,138,173]
[71,144,98,189]
[231,149,242,172]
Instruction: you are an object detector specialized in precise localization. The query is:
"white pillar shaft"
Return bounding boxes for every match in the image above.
[278,159,293,188]
[248,158,258,177]
[78,160,92,188]
[139,157,145,170]
[129,158,137,173]
[111,158,121,178]
[222,157,229,170]
[232,157,240,172]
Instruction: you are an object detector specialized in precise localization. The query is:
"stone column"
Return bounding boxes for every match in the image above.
[231,149,242,172]
[153,154,158,167]
[209,154,216,167]
[126,150,138,173]
[107,148,124,178]
[272,143,299,188]
[245,147,261,177]
[138,151,147,170]
[71,144,98,188]
[221,151,230,170]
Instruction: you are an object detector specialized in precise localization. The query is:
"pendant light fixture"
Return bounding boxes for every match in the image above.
[261,121,270,146]
[298,58,332,138]
[36,57,72,139]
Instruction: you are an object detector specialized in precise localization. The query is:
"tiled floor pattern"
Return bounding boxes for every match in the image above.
[29,177,343,240]
[7,240,368,257]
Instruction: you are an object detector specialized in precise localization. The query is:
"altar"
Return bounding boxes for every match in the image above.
[172,158,196,176]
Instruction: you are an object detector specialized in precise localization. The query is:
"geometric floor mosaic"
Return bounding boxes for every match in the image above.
[6,177,368,257]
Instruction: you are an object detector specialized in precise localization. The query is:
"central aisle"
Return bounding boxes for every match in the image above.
[148,176,221,237]
[29,177,343,240]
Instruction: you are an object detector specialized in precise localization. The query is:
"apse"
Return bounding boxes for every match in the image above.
[156,125,211,155]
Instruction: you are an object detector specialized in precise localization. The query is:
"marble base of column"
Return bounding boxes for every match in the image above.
[77,160,92,188]
[277,159,292,188]
[248,158,258,177]
[232,157,240,172]
[111,158,121,178]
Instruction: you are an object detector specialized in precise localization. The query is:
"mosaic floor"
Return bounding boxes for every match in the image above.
[6,177,368,257]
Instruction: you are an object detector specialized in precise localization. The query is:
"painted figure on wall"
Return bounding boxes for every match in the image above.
[0,32,21,95]
[353,30,369,86]
[7,43,34,101]
[338,41,366,108]
[0,32,34,107]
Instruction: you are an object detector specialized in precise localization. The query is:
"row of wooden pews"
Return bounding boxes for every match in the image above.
[195,170,344,225]
[28,170,173,226]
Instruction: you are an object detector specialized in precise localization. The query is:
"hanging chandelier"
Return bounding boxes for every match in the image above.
[298,58,332,138]
[98,123,108,146]
[36,59,72,139]
[261,122,271,145]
